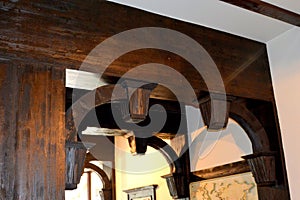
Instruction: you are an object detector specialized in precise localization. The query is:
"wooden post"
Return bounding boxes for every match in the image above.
[87,171,92,200]
[0,63,65,199]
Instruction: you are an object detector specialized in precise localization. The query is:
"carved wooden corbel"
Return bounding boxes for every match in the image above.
[199,93,234,131]
[120,80,157,123]
[161,173,187,199]
[242,152,277,186]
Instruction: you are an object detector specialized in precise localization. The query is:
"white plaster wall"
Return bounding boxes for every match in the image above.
[267,27,300,200]
[114,137,172,200]
[189,119,253,171]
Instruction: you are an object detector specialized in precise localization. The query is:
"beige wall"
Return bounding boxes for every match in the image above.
[267,27,300,200]
[189,118,253,171]
[115,136,172,200]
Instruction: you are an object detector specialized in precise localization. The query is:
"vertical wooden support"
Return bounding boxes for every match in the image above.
[0,63,65,199]
[87,171,92,200]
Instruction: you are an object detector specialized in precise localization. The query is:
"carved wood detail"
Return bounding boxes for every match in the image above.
[65,141,87,190]
[120,80,157,123]
[199,94,234,130]
[242,152,277,186]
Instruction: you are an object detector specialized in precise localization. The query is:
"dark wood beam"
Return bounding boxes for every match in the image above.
[0,1,273,102]
[220,0,300,27]
[193,160,250,179]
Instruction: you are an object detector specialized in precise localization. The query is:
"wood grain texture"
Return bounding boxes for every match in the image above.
[193,160,250,180]
[0,0,273,102]
[0,63,65,199]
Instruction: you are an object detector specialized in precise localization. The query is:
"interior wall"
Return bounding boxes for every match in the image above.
[115,137,172,200]
[188,114,253,171]
[267,27,300,200]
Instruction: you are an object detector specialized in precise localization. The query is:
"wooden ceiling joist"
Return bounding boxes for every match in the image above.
[220,0,300,27]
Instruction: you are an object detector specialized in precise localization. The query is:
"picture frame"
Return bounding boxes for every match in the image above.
[123,185,157,200]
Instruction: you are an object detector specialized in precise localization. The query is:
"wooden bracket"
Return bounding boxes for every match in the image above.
[127,135,148,155]
[242,152,277,186]
[121,80,157,123]
[161,173,188,199]
[199,93,234,131]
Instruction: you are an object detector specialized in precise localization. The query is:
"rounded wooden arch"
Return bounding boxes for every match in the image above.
[84,154,112,200]
[191,102,270,151]
[66,84,182,173]
[66,84,127,140]
[147,136,182,174]
[189,102,271,168]
[84,163,112,190]
[229,102,270,153]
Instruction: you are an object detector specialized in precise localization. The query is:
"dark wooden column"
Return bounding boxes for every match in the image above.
[0,63,65,199]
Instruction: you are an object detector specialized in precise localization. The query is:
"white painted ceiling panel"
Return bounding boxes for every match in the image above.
[108,0,296,43]
[262,0,300,14]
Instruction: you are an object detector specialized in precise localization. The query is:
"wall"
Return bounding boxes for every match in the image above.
[267,27,300,200]
[189,118,253,171]
[115,136,172,200]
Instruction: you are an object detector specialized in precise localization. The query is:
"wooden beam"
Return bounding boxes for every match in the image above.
[193,160,250,179]
[0,1,274,101]
[220,0,300,27]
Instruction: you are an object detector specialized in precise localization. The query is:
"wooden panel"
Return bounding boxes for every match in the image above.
[0,63,65,199]
[0,1,273,101]
[0,62,19,199]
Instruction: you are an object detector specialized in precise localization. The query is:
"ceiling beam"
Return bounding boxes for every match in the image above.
[220,0,300,27]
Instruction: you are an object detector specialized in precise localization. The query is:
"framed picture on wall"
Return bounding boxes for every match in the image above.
[124,185,157,200]
[190,172,258,200]
[132,197,151,200]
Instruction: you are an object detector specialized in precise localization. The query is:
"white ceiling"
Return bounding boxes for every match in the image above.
[262,0,300,14]
[108,0,299,43]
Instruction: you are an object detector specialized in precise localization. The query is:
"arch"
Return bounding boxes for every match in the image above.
[66,84,127,140]
[189,118,253,170]
[147,136,182,174]
[84,163,111,190]
[229,102,270,152]
[66,84,184,174]
[189,102,271,167]
[84,162,112,200]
